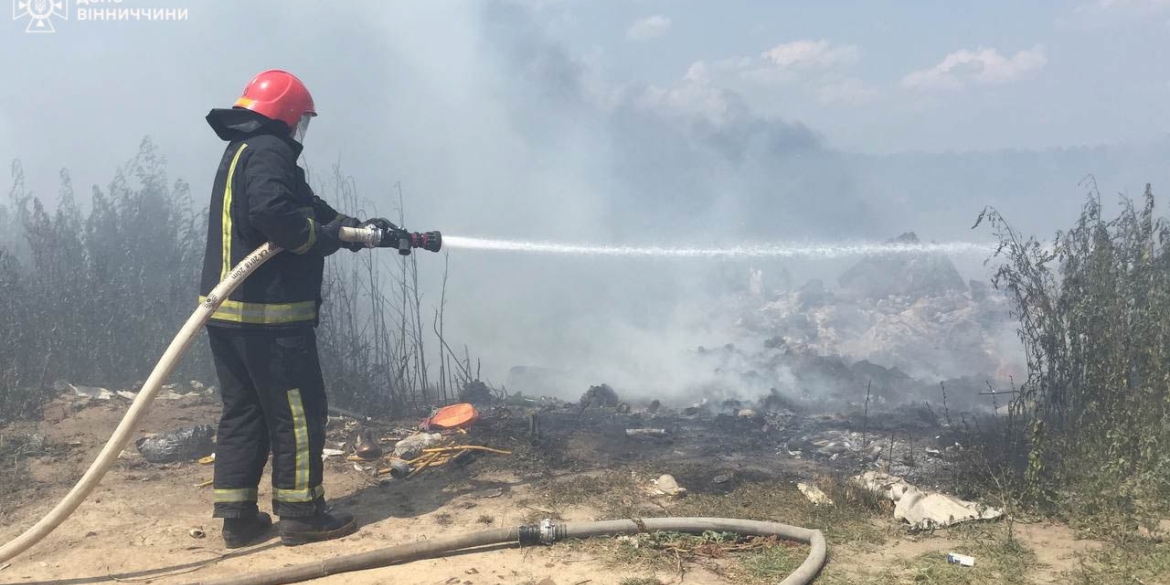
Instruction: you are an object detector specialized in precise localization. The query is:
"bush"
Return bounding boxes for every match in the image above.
[976,181,1170,531]
[0,139,208,418]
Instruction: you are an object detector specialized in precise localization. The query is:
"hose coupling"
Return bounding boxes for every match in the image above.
[539,519,557,545]
[518,518,563,546]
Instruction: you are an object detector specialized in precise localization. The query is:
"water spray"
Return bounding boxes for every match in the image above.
[442,236,994,259]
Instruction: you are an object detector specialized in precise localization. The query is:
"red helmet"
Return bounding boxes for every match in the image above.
[233,70,316,130]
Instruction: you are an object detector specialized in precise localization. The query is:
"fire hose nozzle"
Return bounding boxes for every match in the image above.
[338,226,442,254]
[395,230,442,255]
[409,231,442,254]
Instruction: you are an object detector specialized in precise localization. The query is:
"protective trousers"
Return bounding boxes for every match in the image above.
[207,326,328,518]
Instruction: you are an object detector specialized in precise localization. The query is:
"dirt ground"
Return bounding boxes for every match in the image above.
[0,393,1112,585]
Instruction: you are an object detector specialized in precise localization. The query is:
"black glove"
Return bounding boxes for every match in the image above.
[361,217,397,232]
[322,215,362,253]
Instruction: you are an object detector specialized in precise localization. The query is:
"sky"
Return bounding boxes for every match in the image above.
[1,1,1167,194]
[535,0,1170,153]
[2,0,1169,398]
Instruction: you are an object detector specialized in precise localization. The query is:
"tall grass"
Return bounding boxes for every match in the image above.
[313,167,478,416]
[975,181,1170,531]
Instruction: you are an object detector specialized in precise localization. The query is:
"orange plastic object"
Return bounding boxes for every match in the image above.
[424,403,480,430]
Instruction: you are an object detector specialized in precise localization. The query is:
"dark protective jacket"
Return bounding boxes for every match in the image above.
[199,108,350,330]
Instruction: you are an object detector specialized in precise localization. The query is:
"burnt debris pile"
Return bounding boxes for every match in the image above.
[689,232,1017,413]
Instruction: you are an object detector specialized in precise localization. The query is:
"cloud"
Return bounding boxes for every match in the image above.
[679,39,860,91]
[683,61,711,84]
[1079,0,1170,11]
[1061,0,1170,29]
[902,45,1047,91]
[496,0,569,8]
[626,15,671,41]
[636,77,750,128]
[676,41,873,113]
[817,78,878,106]
[761,39,860,70]
[682,57,756,85]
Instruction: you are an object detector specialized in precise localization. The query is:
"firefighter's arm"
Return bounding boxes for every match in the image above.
[244,147,351,257]
[310,193,343,224]
[305,186,365,253]
[300,174,393,253]
[295,165,344,224]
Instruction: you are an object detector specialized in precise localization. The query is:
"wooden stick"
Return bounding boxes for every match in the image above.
[422,445,512,455]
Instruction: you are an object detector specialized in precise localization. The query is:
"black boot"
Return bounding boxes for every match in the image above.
[279,510,358,546]
[222,512,274,549]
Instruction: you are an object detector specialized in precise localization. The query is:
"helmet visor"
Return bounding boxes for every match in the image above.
[293,113,312,144]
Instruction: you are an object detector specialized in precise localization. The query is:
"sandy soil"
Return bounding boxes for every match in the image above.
[0,395,1103,585]
[0,397,701,585]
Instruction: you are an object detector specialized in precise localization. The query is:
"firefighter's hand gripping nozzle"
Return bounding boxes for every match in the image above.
[339,226,442,255]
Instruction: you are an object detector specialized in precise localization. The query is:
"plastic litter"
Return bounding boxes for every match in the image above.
[946,552,975,567]
[651,474,687,497]
[384,459,412,479]
[393,432,443,460]
[65,381,191,402]
[69,384,114,400]
[422,403,480,431]
[852,471,1002,529]
[797,483,834,506]
[626,428,669,439]
[134,425,215,464]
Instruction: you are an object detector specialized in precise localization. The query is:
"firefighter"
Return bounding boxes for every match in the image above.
[200,69,394,547]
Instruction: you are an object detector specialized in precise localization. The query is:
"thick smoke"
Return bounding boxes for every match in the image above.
[434,4,993,402]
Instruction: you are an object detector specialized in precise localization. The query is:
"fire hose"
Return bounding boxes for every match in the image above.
[0,225,438,564]
[0,224,829,585]
[185,518,826,585]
